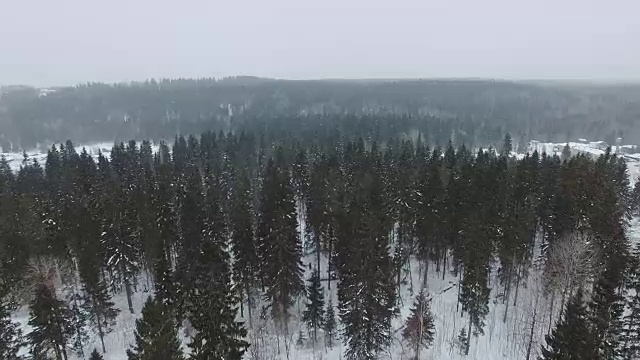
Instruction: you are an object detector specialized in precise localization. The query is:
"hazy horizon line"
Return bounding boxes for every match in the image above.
[3,75,640,89]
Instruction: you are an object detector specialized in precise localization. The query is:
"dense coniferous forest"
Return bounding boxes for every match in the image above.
[1,122,639,359]
[3,78,640,150]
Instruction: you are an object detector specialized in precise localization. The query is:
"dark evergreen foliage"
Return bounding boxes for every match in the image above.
[0,290,22,359]
[402,290,435,359]
[186,177,249,360]
[80,273,119,354]
[229,168,258,319]
[89,348,104,360]
[303,270,325,344]
[540,288,596,360]
[126,297,184,360]
[257,151,304,332]
[0,118,635,359]
[324,298,337,349]
[620,245,640,359]
[28,283,75,360]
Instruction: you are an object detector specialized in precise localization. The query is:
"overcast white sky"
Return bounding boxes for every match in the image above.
[0,0,639,86]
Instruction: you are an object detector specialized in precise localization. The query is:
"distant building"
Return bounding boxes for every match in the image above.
[619,145,639,154]
[591,141,609,151]
[38,88,56,97]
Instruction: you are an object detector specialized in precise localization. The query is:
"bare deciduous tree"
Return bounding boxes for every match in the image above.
[544,231,600,327]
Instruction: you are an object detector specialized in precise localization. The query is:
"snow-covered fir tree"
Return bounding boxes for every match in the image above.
[540,288,596,359]
[28,283,75,360]
[324,297,337,349]
[89,348,104,360]
[126,297,184,360]
[403,290,435,359]
[0,292,22,360]
[257,150,304,334]
[303,270,325,345]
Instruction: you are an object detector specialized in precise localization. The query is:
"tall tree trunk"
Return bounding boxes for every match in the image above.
[246,282,253,327]
[53,296,68,360]
[503,279,511,323]
[316,228,321,273]
[548,291,556,334]
[465,320,472,356]
[327,241,332,291]
[61,341,69,360]
[416,296,423,360]
[53,342,63,360]
[456,270,463,313]
[396,226,403,290]
[122,262,135,314]
[408,257,414,295]
[525,312,537,360]
[513,266,522,307]
[559,288,567,321]
[95,305,107,353]
[442,251,447,281]
[622,309,636,355]
[423,259,429,287]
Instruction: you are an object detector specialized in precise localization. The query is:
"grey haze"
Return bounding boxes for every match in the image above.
[0,0,639,86]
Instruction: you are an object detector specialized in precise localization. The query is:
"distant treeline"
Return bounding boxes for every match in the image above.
[2,78,639,150]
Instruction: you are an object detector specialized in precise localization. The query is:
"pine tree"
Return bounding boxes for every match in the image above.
[296,329,307,348]
[258,152,303,333]
[89,348,104,360]
[230,168,258,319]
[67,291,89,358]
[100,144,141,314]
[186,180,248,360]
[502,132,513,155]
[403,290,435,359]
[561,144,572,162]
[589,272,625,359]
[324,298,337,349]
[540,288,596,360]
[126,297,184,360]
[338,159,396,360]
[621,287,640,359]
[416,146,444,272]
[0,291,23,359]
[152,252,175,308]
[80,272,119,354]
[186,241,249,360]
[302,270,325,344]
[455,328,469,356]
[175,164,206,312]
[621,245,640,359]
[28,283,75,360]
[630,180,640,215]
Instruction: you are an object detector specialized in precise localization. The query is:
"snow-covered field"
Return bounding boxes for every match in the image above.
[1,142,162,173]
[1,142,114,173]
[528,139,640,185]
[5,139,639,183]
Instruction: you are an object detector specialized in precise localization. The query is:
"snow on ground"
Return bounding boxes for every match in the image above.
[12,239,616,360]
[529,139,640,186]
[13,278,154,360]
[9,138,640,359]
[1,141,160,173]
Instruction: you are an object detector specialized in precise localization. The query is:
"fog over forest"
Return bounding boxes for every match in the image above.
[2,1,640,360]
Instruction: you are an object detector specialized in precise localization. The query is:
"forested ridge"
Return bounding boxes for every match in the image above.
[1,128,640,359]
[3,78,640,150]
